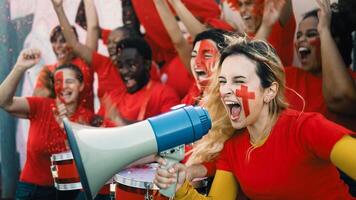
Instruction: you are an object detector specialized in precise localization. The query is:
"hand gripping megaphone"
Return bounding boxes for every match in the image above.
[63,105,211,199]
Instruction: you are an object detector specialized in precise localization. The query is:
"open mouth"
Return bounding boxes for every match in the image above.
[123,76,136,88]
[58,91,73,102]
[56,52,66,60]
[194,69,207,78]
[298,47,311,60]
[225,100,242,121]
[242,15,252,21]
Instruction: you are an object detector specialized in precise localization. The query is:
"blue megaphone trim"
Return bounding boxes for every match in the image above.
[148,105,211,152]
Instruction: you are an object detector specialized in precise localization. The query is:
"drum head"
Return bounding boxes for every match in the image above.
[114,163,159,190]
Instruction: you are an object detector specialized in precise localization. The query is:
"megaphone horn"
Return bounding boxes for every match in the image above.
[63,105,211,200]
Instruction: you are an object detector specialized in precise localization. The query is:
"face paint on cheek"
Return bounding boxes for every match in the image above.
[196,40,219,77]
[309,38,321,61]
[235,85,255,117]
[253,2,264,17]
[54,71,65,103]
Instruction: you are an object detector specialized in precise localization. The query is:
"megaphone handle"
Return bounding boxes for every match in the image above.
[159,157,178,198]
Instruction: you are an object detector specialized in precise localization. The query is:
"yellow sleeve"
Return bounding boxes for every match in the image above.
[330,135,356,180]
[174,170,238,200]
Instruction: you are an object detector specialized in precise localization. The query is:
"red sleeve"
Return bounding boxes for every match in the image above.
[268,14,296,66]
[101,29,112,45]
[202,161,217,177]
[298,113,354,161]
[150,62,161,82]
[26,97,54,120]
[205,18,234,31]
[91,52,125,98]
[158,86,180,113]
[216,139,233,172]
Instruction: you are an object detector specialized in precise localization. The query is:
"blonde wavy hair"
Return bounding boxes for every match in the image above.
[186,35,288,166]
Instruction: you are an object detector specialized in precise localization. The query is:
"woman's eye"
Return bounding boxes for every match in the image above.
[233,80,245,84]
[218,79,226,85]
[204,54,213,59]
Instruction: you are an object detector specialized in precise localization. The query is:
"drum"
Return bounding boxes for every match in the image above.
[114,163,168,200]
[51,151,82,191]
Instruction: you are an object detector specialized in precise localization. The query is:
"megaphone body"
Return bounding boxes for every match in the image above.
[63,105,211,199]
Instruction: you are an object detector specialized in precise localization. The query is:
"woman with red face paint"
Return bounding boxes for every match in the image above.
[153,36,356,199]
[154,0,231,185]
[225,0,295,66]
[0,49,115,199]
[285,0,356,131]
[154,0,230,104]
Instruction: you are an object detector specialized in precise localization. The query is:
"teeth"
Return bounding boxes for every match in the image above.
[298,47,309,53]
[242,15,251,20]
[225,101,239,105]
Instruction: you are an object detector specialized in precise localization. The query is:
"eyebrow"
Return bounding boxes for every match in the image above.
[233,76,246,79]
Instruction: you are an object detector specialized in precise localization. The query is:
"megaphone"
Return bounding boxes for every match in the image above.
[63,105,211,200]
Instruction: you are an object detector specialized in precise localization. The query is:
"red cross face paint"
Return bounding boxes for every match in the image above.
[219,54,265,129]
[235,85,255,117]
[295,16,322,73]
[191,39,219,89]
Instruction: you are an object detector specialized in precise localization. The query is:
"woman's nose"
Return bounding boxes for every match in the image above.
[220,85,234,96]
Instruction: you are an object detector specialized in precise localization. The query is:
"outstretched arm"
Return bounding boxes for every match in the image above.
[154,156,238,199]
[255,0,292,40]
[316,0,356,115]
[51,0,94,64]
[168,0,207,39]
[0,49,41,118]
[153,0,192,74]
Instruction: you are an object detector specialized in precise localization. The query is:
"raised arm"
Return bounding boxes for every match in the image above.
[153,0,192,74]
[51,0,94,64]
[0,49,41,118]
[167,0,207,39]
[83,0,100,51]
[316,0,356,115]
[255,0,291,40]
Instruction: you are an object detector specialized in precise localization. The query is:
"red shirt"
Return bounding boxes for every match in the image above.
[21,97,94,186]
[181,84,201,106]
[269,15,296,67]
[217,109,354,200]
[160,56,194,99]
[92,52,180,121]
[249,15,296,67]
[34,58,94,111]
[131,0,222,64]
[285,66,356,131]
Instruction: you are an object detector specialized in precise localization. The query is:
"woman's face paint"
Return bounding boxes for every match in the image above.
[295,16,322,73]
[54,69,83,105]
[219,54,265,130]
[191,39,219,89]
[236,0,263,34]
[235,85,255,117]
